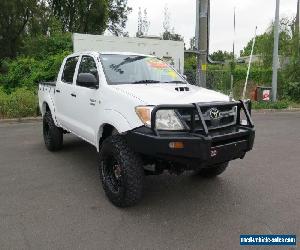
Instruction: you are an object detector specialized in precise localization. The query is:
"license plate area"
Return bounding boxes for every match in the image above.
[209,140,248,163]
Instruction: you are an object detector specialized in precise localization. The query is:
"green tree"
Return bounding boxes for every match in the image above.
[107,0,132,36]
[25,1,54,36]
[161,5,183,41]
[162,30,184,41]
[136,7,150,37]
[0,0,40,58]
[21,33,72,59]
[210,50,233,62]
[0,0,132,60]
[240,17,295,67]
[48,0,131,36]
[48,0,108,34]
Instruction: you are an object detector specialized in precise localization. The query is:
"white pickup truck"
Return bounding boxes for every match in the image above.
[39,51,255,207]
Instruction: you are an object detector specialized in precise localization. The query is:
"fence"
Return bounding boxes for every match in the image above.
[185,69,233,96]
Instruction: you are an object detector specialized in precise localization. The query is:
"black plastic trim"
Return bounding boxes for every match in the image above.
[125,124,255,167]
[150,100,254,137]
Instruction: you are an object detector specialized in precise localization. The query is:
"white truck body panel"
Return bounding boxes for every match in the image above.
[38,51,229,151]
[72,33,185,74]
[112,84,229,105]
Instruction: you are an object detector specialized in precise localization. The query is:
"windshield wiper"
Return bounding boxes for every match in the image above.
[164,80,186,84]
[132,80,161,84]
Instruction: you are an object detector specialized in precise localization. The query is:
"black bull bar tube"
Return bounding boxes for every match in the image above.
[150,100,254,136]
[125,100,255,168]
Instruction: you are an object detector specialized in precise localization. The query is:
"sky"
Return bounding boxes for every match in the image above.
[124,0,297,56]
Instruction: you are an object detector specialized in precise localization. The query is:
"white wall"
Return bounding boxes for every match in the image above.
[72,33,185,74]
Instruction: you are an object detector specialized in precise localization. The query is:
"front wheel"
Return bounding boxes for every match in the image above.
[99,135,144,207]
[194,162,229,178]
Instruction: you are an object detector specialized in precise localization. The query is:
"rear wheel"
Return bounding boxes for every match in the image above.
[43,111,63,151]
[195,162,229,178]
[99,135,144,207]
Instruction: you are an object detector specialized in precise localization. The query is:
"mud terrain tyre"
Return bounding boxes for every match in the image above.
[99,135,144,207]
[43,111,63,151]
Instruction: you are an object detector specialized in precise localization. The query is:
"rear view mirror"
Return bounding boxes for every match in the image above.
[77,73,99,89]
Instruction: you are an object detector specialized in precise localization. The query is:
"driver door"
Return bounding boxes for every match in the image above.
[71,55,101,144]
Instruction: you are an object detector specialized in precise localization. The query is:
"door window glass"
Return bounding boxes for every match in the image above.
[61,56,79,84]
[77,56,99,88]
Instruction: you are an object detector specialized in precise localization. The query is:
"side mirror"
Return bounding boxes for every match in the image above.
[182,74,187,80]
[77,73,99,89]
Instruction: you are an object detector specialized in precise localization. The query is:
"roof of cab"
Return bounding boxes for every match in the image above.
[66,51,155,58]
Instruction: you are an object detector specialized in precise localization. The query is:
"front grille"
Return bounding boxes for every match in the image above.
[177,105,237,131]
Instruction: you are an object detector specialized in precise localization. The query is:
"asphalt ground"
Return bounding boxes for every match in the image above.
[0,112,299,250]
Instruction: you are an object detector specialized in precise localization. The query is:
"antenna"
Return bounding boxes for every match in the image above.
[233,7,236,58]
[297,0,300,57]
[229,7,236,101]
[242,26,258,100]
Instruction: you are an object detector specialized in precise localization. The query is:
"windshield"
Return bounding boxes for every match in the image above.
[100,54,185,85]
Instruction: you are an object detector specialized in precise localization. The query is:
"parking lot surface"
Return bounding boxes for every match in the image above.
[0,112,299,250]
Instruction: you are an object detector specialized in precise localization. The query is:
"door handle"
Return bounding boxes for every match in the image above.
[71,93,77,97]
[56,89,61,93]
[90,99,96,106]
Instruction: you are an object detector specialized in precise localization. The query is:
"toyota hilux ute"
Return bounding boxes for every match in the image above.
[39,51,255,207]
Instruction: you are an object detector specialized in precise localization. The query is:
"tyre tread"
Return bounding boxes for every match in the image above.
[43,111,63,151]
[99,135,144,207]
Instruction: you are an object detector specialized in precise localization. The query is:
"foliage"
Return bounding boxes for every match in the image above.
[162,30,184,41]
[185,15,299,101]
[163,5,171,33]
[48,0,108,34]
[106,0,132,36]
[210,50,233,62]
[240,17,295,67]
[252,101,290,110]
[184,55,273,94]
[283,82,300,102]
[136,7,150,37]
[21,33,72,59]
[184,55,197,72]
[0,87,38,118]
[161,5,183,41]
[233,65,273,84]
[48,0,131,36]
[0,0,132,61]
[0,52,69,91]
[0,0,41,58]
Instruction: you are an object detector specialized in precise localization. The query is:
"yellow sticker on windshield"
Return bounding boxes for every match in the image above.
[167,69,177,78]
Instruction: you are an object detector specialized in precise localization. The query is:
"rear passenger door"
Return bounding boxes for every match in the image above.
[55,56,79,131]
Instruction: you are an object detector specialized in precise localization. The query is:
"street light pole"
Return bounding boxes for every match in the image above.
[272,0,280,102]
[196,0,209,88]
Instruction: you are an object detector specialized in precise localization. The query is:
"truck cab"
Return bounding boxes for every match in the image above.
[39,51,255,207]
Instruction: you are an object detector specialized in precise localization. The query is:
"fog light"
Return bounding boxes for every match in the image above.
[241,119,248,126]
[169,142,184,149]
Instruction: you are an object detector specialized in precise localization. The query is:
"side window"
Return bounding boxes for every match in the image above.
[61,56,79,84]
[77,56,99,87]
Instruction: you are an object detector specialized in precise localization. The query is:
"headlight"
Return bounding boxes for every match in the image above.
[135,106,185,131]
[156,110,185,130]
